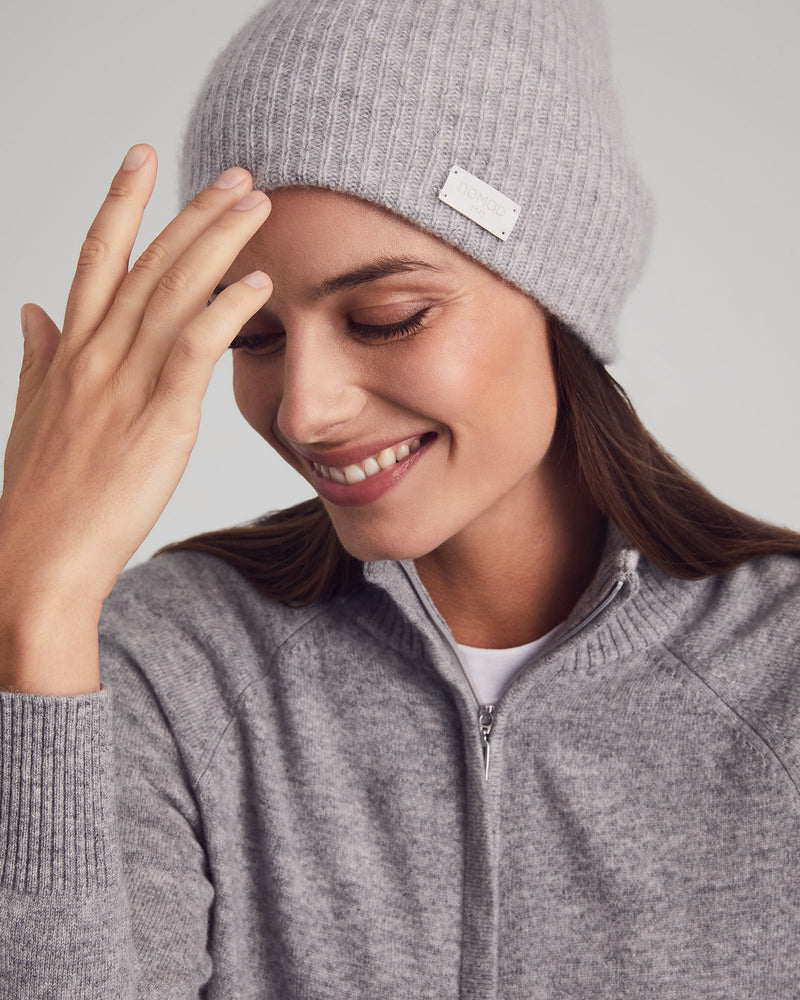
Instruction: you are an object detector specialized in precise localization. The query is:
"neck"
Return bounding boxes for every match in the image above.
[414,455,606,648]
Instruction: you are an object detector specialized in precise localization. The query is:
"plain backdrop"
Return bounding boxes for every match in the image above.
[1,0,798,568]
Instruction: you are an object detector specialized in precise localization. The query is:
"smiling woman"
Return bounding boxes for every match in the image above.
[171,185,799,633]
[2,0,800,997]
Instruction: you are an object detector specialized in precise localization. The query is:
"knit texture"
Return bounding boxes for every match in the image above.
[180,0,652,362]
[3,542,800,997]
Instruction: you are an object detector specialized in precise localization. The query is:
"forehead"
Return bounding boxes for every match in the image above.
[233,186,471,289]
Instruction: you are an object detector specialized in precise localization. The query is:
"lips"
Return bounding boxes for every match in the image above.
[299,432,436,507]
[312,436,424,485]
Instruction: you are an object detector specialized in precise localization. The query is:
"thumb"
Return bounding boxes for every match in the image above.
[13,304,62,426]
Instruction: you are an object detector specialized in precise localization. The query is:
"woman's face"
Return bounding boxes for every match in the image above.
[225,188,560,562]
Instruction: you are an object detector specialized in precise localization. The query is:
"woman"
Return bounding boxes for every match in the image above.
[1,0,799,996]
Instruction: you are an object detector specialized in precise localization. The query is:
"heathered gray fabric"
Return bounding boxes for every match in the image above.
[2,533,800,998]
[180,0,652,363]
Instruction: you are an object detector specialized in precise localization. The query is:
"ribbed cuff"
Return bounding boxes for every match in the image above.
[0,690,114,893]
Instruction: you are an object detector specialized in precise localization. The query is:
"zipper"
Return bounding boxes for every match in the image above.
[546,578,625,655]
[398,563,627,783]
[479,704,496,780]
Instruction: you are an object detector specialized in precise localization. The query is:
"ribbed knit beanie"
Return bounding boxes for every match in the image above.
[181,0,652,362]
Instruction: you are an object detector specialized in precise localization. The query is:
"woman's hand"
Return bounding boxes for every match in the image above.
[0,145,272,693]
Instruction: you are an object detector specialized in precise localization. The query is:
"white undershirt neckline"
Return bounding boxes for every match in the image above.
[456,626,559,705]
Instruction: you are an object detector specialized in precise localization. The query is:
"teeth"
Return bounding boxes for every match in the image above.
[363,457,380,476]
[344,464,367,485]
[313,437,426,485]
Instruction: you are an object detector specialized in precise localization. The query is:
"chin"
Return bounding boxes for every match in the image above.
[326,512,443,564]
[334,533,432,564]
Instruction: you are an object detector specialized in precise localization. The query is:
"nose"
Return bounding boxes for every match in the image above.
[276,325,366,445]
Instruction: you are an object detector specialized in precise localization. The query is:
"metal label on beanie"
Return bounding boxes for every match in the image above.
[439,166,521,242]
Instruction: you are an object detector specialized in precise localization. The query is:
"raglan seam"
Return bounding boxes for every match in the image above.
[190,602,338,790]
[661,640,800,802]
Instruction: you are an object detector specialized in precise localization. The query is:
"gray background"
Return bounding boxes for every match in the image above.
[1,0,798,567]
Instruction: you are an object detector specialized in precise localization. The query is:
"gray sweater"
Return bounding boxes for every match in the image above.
[1,530,800,998]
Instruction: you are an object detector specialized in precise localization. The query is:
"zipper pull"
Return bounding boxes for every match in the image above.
[479,705,496,781]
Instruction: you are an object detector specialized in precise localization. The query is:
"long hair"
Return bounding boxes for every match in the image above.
[548,316,800,576]
[162,317,800,602]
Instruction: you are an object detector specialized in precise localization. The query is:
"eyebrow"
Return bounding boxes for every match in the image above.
[213,257,439,302]
[316,257,440,297]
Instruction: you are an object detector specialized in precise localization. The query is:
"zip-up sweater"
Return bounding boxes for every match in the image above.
[1,529,800,999]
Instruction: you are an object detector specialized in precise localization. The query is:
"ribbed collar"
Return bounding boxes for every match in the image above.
[359,522,703,690]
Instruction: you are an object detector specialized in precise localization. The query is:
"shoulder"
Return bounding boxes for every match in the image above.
[98,551,351,748]
[98,551,420,783]
[653,553,800,766]
[100,549,328,667]
[98,549,413,705]
[663,552,800,664]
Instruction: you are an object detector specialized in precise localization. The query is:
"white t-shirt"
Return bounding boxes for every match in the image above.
[457,628,557,705]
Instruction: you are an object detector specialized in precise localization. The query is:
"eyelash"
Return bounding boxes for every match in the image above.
[228,307,430,354]
[228,331,284,355]
[348,308,430,342]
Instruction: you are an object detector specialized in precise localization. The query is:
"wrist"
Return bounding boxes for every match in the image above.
[0,592,102,696]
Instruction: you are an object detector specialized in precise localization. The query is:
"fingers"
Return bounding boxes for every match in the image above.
[31,147,273,444]
[153,270,273,424]
[61,148,261,368]
[120,186,271,380]
[0,154,276,652]
[61,144,158,345]
[12,305,61,427]
[107,166,257,333]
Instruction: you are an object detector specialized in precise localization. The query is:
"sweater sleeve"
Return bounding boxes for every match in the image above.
[0,670,214,998]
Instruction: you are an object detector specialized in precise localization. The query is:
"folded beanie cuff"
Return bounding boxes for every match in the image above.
[181,0,653,362]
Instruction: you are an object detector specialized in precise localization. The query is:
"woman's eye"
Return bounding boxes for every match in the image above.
[228,306,431,353]
[229,330,286,356]
[348,307,430,342]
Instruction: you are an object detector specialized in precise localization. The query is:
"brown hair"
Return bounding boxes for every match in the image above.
[162,317,800,602]
[548,316,800,576]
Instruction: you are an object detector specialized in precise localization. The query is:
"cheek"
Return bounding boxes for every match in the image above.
[479,305,558,437]
[401,304,557,452]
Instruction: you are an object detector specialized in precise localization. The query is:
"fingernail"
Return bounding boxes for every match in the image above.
[122,144,150,171]
[233,190,267,211]
[242,271,270,289]
[213,167,250,190]
[20,305,29,339]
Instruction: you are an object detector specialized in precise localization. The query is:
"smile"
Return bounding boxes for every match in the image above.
[312,436,424,485]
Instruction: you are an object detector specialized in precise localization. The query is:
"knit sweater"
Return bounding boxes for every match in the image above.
[1,530,800,998]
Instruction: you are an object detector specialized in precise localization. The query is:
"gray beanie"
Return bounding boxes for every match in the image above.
[181,0,652,362]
